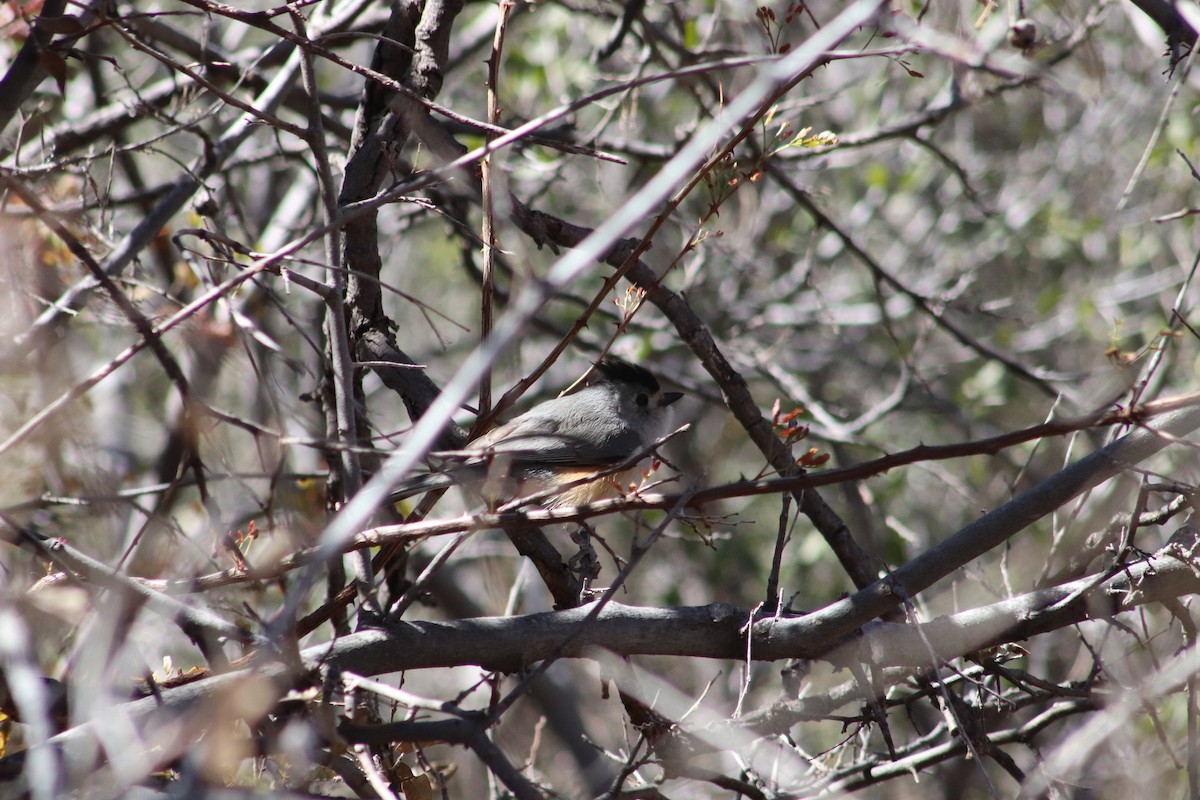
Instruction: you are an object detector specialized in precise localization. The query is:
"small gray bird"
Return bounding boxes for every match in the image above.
[389,358,682,508]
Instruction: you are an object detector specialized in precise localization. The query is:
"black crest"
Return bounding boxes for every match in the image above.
[594,357,661,393]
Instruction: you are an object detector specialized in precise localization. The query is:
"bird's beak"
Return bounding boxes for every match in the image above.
[661,391,684,407]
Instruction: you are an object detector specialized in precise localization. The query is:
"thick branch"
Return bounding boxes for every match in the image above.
[316,526,1200,673]
[1128,0,1198,65]
[0,0,72,137]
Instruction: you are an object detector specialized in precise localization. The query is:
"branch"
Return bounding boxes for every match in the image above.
[122,390,1197,594]
[313,525,1200,674]
[819,699,1093,794]
[9,524,1197,789]
[0,0,73,136]
[1128,0,1199,67]
[800,402,1200,643]
[5,36,302,362]
[341,716,547,800]
[2,521,259,662]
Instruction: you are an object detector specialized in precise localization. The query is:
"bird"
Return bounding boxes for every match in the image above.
[388,358,683,508]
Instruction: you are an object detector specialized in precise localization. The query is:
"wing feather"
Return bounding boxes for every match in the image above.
[447,390,641,467]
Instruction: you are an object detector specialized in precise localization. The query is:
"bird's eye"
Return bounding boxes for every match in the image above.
[636,393,649,407]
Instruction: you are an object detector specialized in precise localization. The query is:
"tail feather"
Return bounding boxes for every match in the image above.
[386,472,457,505]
